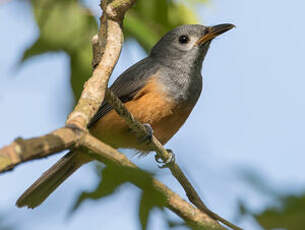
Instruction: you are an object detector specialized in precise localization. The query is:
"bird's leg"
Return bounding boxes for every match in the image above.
[138,123,153,145]
[155,149,176,168]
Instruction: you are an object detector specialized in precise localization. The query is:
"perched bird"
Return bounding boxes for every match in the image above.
[16,23,234,208]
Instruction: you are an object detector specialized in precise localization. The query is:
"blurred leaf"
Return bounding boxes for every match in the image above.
[238,171,305,230]
[72,160,176,229]
[239,168,279,197]
[71,164,130,211]
[22,0,97,99]
[23,0,206,100]
[237,169,305,229]
[138,189,165,230]
[252,193,305,230]
[255,193,305,230]
[124,0,203,52]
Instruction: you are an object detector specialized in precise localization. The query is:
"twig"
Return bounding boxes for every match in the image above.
[0,0,242,229]
[105,90,242,230]
[88,4,241,227]
[1,130,224,229]
[0,128,80,173]
[0,0,228,228]
[66,0,135,129]
[81,134,224,229]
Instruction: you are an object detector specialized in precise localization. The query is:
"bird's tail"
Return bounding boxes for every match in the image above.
[16,151,90,209]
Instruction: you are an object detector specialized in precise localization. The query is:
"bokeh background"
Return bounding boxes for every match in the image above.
[1,0,305,229]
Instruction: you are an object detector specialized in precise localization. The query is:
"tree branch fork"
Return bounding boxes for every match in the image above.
[0,0,241,229]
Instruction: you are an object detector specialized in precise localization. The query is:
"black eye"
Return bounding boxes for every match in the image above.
[178,35,189,44]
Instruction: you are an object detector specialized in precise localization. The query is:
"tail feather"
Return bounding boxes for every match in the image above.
[16,151,88,209]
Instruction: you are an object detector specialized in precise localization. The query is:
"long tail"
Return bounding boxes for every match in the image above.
[16,151,90,209]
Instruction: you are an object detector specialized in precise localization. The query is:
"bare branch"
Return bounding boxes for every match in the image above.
[66,0,134,129]
[105,90,242,230]
[0,0,241,229]
[81,134,225,230]
[0,128,81,173]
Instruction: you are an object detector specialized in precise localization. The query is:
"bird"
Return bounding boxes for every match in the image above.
[16,23,234,209]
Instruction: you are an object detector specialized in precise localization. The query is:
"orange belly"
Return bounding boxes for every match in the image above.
[90,77,194,152]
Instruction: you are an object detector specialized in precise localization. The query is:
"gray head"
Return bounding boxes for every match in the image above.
[150,24,234,74]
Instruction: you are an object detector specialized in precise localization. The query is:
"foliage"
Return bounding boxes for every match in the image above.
[238,170,305,230]
[124,0,206,52]
[14,0,305,229]
[21,0,206,100]
[19,0,207,229]
[239,193,305,230]
[22,0,97,100]
[71,163,168,229]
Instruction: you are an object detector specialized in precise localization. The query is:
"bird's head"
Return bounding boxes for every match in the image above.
[150,24,235,71]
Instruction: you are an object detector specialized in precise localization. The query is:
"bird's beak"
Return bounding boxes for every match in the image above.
[196,23,235,45]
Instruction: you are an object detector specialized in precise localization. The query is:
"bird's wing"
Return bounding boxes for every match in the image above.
[87,57,158,128]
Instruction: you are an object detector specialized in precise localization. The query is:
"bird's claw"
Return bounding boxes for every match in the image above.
[155,149,176,168]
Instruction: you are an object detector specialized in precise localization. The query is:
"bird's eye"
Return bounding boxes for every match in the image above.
[178,35,189,44]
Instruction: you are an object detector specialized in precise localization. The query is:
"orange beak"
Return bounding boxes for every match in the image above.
[196,23,235,45]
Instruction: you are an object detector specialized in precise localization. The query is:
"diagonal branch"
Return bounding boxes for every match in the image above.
[66,0,135,129]
[0,127,81,173]
[0,0,133,173]
[105,89,242,230]
[0,130,225,229]
[81,134,224,229]
[0,0,241,229]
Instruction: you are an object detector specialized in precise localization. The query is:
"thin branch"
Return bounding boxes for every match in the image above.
[0,128,80,173]
[105,90,242,230]
[1,130,224,228]
[66,0,134,129]
[0,0,241,229]
[81,134,225,230]
[89,3,241,228]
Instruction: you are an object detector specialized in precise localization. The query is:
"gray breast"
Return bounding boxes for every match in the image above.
[158,67,203,105]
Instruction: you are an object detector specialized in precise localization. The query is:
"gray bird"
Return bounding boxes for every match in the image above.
[16,23,234,209]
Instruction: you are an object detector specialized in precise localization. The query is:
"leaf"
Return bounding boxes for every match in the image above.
[138,189,166,230]
[253,194,305,230]
[23,0,207,99]
[22,0,97,100]
[124,0,202,52]
[71,164,130,211]
[238,170,305,230]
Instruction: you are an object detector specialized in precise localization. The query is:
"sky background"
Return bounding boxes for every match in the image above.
[1,0,305,229]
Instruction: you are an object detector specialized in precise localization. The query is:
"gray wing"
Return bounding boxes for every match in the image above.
[87,57,158,128]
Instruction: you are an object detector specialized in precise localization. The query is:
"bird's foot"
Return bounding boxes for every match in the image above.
[155,149,176,168]
[138,123,153,145]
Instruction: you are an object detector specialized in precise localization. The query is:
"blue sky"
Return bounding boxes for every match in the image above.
[1,0,305,229]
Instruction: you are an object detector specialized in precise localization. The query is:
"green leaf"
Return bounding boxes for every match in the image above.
[238,169,305,230]
[71,164,130,211]
[22,0,97,100]
[253,194,305,230]
[124,0,203,52]
[23,0,207,99]
[138,189,166,230]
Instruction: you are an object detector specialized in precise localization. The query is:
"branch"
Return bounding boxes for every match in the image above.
[0,128,80,173]
[66,0,135,129]
[0,0,241,229]
[0,0,134,172]
[81,134,225,230]
[105,90,242,230]
[1,130,224,229]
